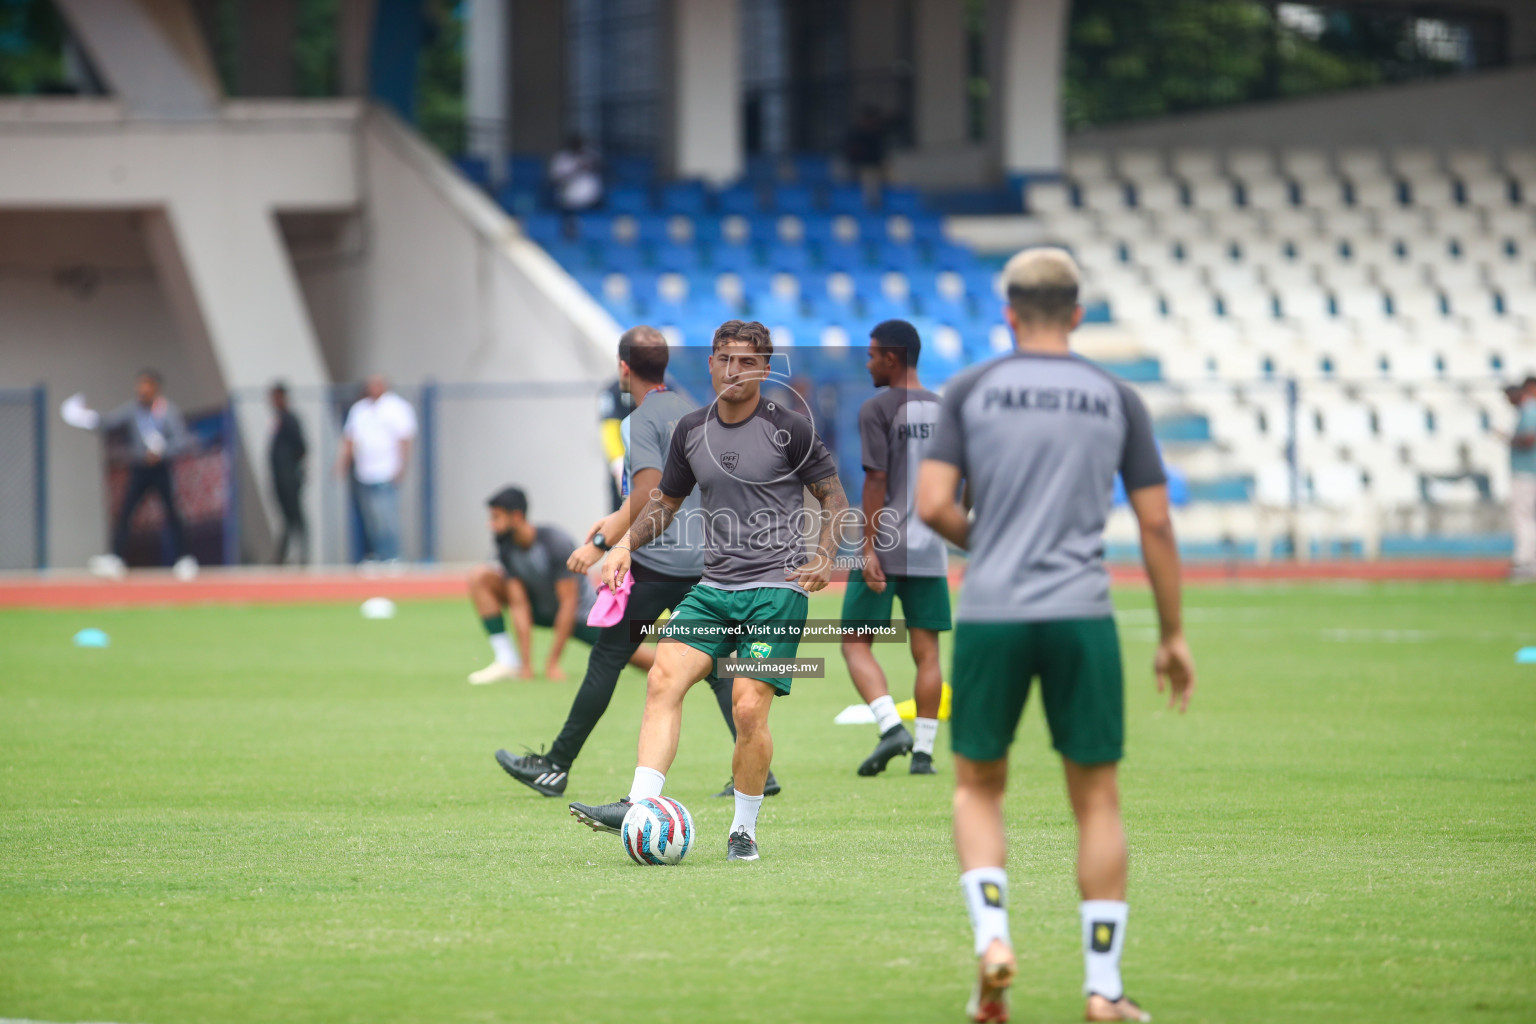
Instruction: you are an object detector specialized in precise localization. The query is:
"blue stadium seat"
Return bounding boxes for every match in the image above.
[745,153,780,185]
[961,267,1001,302]
[791,153,834,187]
[708,241,758,272]
[542,240,593,270]
[805,293,858,321]
[634,214,673,246]
[575,214,617,245]
[849,269,887,299]
[571,269,608,299]
[799,217,837,248]
[609,154,656,187]
[520,212,565,245]
[716,183,763,216]
[773,184,819,215]
[855,212,891,244]
[660,180,710,216]
[864,294,915,321]
[620,269,662,303]
[607,186,652,214]
[454,155,491,188]
[827,184,867,215]
[601,246,647,273]
[884,187,925,216]
[745,213,784,245]
[930,241,975,272]
[820,242,867,273]
[683,269,724,304]
[751,294,805,324]
[509,154,546,189]
[601,294,642,321]
[873,241,923,271]
[764,244,814,274]
[907,213,946,245]
[922,292,973,322]
[653,242,703,273]
[690,215,725,246]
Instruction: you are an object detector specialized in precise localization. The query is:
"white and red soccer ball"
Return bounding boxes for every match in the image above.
[621,796,694,865]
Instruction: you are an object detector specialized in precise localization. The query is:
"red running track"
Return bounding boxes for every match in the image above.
[0,560,1511,610]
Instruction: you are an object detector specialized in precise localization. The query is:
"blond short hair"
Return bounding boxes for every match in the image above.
[1002,247,1081,327]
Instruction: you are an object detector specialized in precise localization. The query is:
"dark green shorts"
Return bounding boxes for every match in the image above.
[841,570,953,632]
[658,584,809,692]
[950,617,1124,765]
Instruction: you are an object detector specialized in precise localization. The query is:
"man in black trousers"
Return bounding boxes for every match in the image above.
[269,382,308,564]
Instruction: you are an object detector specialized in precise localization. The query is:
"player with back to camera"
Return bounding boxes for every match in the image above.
[839,318,951,777]
[916,248,1196,1023]
[494,326,778,798]
[467,487,650,683]
[569,321,849,862]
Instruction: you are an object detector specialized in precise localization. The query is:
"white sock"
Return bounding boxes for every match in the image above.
[1081,900,1129,1000]
[628,766,665,801]
[960,867,1011,957]
[913,716,938,755]
[869,694,902,734]
[731,789,764,839]
[489,633,519,668]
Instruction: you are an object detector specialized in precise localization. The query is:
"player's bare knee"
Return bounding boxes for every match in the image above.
[955,755,1008,795]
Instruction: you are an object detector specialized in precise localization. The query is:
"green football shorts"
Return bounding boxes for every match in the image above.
[658,584,809,692]
[840,569,953,632]
[949,617,1124,765]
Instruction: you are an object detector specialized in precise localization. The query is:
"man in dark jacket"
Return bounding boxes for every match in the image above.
[269,382,308,564]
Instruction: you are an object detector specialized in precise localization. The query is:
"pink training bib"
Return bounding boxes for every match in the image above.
[586,571,634,628]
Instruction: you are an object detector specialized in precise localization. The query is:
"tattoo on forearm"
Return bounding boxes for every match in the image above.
[809,474,850,560]
[625,496,677,549]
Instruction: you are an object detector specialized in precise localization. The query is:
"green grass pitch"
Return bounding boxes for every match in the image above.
[1,582,1533,1023]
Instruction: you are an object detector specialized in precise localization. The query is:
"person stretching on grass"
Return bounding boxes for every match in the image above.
[916,247,1196,1023]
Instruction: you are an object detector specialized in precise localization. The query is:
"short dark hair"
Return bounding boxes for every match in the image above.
[870,319,921,366]
[137,368,163,385]
[270,380,289,396]
[1524,375,1536,390]
[487,486,528,515]
[712,320,773,355]
[618,325,669,382]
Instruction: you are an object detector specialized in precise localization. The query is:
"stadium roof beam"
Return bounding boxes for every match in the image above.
[53,0,221,120]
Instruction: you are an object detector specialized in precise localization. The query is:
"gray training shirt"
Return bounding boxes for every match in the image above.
[624,388,706,579]
[659,398,839,592]
[496,525,597,627]
[858,386,949,577]
[928,351,1166,622]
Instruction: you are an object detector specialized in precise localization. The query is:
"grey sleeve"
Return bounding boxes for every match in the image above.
[163,403,195,455]
[786,413,840,485]
[659,416,699,498]
[98,402,135,432]
[928,381,971,471]
[858,397,889,475]
[628,409,667,474]
[1117,383,1167,492]
[542,529,576,580]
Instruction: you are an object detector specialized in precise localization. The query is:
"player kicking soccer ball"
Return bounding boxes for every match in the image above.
[916,248,1195,1023]
[840,319,951,777]
[569,321,848,862]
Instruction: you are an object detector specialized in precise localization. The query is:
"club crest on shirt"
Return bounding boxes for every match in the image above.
[748,641,773,659]
[721,451,739,473]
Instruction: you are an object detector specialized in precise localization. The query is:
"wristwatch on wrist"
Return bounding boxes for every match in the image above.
[592,532,610,551]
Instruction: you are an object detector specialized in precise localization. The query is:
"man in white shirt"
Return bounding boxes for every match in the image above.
[549,134,603,212]
[340,375,417,562]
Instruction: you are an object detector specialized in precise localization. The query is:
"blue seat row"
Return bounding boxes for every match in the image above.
[522,210,948,248]
[540,238,977,275]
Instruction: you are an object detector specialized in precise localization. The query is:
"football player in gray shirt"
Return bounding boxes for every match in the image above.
[571,321,849,862]
[840,319,952,778]
[916,248,1196,1024]
[493,327,752,799]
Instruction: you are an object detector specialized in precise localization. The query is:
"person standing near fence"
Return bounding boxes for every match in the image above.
[60,369,198,580]
[269,382,308,565]
[339,375,417,564]
[1506,376,1536,582]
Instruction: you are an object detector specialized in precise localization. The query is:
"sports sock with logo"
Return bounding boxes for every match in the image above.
[628,766,665,801]
[482,614,521,668]
[869,694,903,734]
[730,789,764,839]
[960,867,1011,956]
[1080,900,1129,1000]
[913,716,938,755]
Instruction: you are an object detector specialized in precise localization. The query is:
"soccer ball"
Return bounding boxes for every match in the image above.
[621,796,694,865]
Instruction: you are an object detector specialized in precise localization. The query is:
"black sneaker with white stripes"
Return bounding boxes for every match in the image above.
[726,829,759,862]
[495,748,568,797]
[569,797,632,835]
